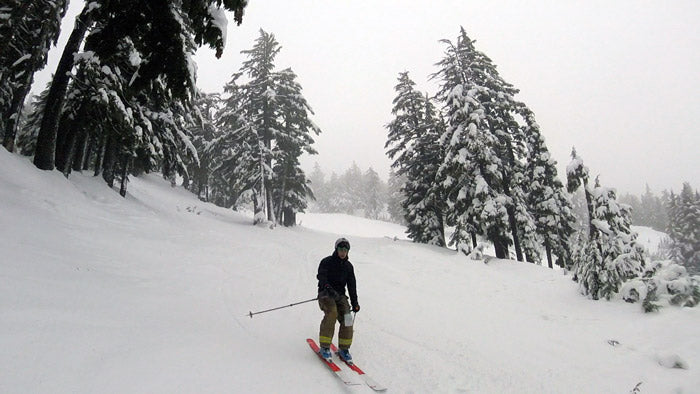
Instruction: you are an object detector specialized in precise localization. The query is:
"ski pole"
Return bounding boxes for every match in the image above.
[247,297,318,318]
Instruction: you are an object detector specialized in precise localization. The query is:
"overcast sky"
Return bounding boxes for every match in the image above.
[36,1,699,195]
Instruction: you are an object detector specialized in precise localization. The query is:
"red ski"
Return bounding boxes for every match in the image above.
[330,343,387,391]
[306,338,359,386]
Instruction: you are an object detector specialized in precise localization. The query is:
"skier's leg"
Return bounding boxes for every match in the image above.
[336,296,353,350]
[318,296,337,348]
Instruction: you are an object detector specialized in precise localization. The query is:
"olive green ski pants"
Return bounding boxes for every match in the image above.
[318,295,353,350]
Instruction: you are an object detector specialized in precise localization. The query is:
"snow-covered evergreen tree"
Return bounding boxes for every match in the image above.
[307,163,327,211]
[340,162,365,214]
[523,112,576,268]
[33,0,248,171]
[566,148,595,237]
[667,183,700,274]
[215,30,318,225]
[212,72,267,220]
[16,87,49,156]
[185,91,221,201]
[385,72,445,246]
[386,170,407,225]
[568,153,647,300]
[432,28,517,256]
[269,67,320,225]
[362,167,385,220]
[621,260,700,312]
[0,0,68,151]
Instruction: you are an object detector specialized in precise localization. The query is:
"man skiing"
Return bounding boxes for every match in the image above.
[317,237,360,363]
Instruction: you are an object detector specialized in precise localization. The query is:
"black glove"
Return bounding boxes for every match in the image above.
[322,284,339,300]
[352,304,360,313]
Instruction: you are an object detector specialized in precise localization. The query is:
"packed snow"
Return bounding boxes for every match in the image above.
[1,149,698,393]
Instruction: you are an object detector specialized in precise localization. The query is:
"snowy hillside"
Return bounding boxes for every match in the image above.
[1,149,698,394]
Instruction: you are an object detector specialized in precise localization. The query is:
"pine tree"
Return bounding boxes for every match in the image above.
[386,170,407,225]
[324,172,344,213]
[362,167,385,220]
[385,72,446,246]
[667,183,700,274]
[0,0,68,151]
[308,162,327,211]
[523,112,576,268]
[33,0,248,171]
[33,2,100,170]
[269,67,320,225]
[432,28,514,256]
[568,154,647,300]
[185,91,221,201]
[341,162,365,214]
[16,87,49,156]
[215,30,318,225]
[567,147,595,237]
[213,72,267,221]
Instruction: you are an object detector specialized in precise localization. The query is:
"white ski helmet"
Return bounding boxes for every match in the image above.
[334,237,350,250]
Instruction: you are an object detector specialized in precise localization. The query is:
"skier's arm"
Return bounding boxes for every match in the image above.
[316,259,329,289]
[347,265,358,308]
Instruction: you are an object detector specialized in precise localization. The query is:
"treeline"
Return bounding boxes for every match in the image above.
[384,27,698,309]
[619,186,669,232]
[307,162,400,221]
[619,184,699,275]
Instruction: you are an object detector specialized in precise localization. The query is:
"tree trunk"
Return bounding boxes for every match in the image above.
[501,142,523,262]
[102,134,117,188]
[59,127,79,177]
[584,186,596,239]
[506,205,523,262]
[276,174,287,224]
[82,134,94,170]
[2,6,58,152]
[71,128,88,172]
[119,154,129,197]
[431,205,446,247]
[545,243,553,269]
[1,80,30,152]
[93,134,105,176]
[33,5,93,170]
[471,232,477,248]
[494,239,509,259]
[283,207,296,227]
[54,113,73,172]
[253,189,264,225]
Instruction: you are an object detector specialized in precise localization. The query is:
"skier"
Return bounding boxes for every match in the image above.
[317,237,360,362]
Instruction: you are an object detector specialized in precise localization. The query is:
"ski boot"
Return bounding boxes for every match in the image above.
[319,346,332,361]
[337,348,353,364]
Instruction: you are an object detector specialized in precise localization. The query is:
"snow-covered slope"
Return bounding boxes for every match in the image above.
[1,149,698,393]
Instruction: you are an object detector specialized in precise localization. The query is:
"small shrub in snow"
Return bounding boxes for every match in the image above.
[466,244,484,260]
[620,260,700,312]
[655,354,689,370]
